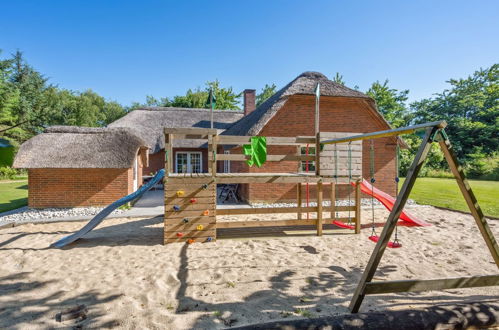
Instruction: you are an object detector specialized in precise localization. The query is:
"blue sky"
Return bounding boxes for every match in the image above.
[1,0,498,105]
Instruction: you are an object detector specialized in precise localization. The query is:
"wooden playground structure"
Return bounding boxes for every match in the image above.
[163,119,499,313]
[163,128,362,244]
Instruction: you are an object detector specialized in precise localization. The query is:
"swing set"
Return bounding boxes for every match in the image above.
[321,120,499,313]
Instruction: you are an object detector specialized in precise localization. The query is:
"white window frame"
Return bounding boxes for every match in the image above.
[175,151,203,173]
[298,145,316,173]
[223,150,231,173]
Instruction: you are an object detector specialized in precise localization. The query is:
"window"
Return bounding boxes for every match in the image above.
[176,152,202,173]
[223,150,231,173]
[299,146,316,172]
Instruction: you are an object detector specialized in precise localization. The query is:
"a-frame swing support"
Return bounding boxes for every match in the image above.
[321,120,499,313]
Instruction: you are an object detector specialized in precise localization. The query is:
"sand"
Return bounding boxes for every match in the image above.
[0,205,498,329]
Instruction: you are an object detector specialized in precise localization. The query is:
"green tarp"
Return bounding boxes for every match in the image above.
[243,136,267,167]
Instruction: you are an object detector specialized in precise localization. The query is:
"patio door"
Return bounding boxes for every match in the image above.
[176,152,202,173]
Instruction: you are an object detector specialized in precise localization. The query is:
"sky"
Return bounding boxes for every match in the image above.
[1,0,498,106]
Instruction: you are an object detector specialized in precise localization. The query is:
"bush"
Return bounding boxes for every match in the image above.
[465,151,499,180]
[0,167,27,180]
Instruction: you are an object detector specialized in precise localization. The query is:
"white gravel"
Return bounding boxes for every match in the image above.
[0,207,126,226]
[251,198,419,208]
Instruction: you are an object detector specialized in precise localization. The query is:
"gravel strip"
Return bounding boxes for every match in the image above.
[0,207,126,226]
[250,198,420,208]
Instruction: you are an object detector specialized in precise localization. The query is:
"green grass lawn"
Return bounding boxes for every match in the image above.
[0,180,28,213]
[401,178,499,218]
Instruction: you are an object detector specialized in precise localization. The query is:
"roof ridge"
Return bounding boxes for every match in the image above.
[138,107,244,113]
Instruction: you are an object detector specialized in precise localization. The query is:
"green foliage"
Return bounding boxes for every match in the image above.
[0,166,18,179]
[0,50,126,146]
[256,83,276,107]
[367,80,411,128]
[130,80,241,111]
[465,150,499,180]
[332,72,345,85]
[411,64,498,160]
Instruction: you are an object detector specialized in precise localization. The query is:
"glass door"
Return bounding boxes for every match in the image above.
[176,152,202,173]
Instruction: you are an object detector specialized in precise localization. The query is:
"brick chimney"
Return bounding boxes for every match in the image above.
[243,89,256,116]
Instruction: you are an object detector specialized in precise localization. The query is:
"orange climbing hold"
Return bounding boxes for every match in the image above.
[176,232,184,237]
[203,210,209,216]
[187,239,195,244]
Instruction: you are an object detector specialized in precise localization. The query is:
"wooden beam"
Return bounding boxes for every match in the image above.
[217,206,320,216]
[216,154,315,162]
[330,182,336,220]
[438,132,499,267]
[215,173,336,184]
[216,219,317,228]
[349,127,438,313]
[164,133,173,173]
[364,275,499,294]
[321,121,447,145]
[217,135,316,145]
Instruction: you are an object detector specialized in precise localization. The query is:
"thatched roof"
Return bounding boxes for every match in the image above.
[223,71,390,136]
[13,126,147,169]
[109,107,244,152]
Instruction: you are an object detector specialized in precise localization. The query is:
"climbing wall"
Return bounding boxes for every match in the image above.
[164,176,216,244]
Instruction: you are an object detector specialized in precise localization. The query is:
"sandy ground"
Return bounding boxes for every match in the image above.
[0,206,498,329]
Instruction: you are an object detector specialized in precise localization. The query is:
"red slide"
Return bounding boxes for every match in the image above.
[353,179,431,227]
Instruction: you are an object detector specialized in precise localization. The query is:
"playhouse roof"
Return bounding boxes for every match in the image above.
[13,126,147,169]
[223,71,391,136]
[109,107,244,152]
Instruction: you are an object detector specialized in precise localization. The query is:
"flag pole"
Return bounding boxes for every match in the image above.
[210,88,214,129]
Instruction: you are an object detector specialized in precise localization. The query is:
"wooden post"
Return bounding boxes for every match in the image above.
[315,132,321,176]
[438,133,499,267]
[354,179,361,234]
[330,182,336,220]
[317,181,323,236]
[349,127,437,313]
[297,183,302,220]
[208,134,218,176]
[165,133,173,174]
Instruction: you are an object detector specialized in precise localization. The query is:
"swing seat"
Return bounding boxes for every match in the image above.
[368,235,402,248]
[332,220,355,230]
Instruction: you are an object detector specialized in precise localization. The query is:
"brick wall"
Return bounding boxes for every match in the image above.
[28,150,145,208]
[28,168,133,208]
[237,95,397,203]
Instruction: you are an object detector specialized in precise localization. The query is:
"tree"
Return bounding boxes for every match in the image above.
[130,80,241,110]
[256,84,277,107]
[332,72,345,85]
[411,64,498,160]
[366,80,410,128]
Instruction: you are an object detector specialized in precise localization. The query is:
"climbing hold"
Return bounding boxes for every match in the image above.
[370,178,376,184]
[395,177,400,183]
[190,198,197,203]
[202,184,208,189]
[182,218,189,223]
[196,224,204,231]
[187,239,195,244]
[176,190,185,197]
[206,237,213,242]
[203,210,209,216]
[176,232,184,237]
[173,205,181,211]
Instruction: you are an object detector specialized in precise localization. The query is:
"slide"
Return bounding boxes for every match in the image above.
[51,169,165,248]
[354,179,431,227]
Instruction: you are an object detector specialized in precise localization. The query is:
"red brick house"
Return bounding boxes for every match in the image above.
[13,126,148,208]
[14,71,400,207]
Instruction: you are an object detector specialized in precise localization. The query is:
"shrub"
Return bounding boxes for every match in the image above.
[0,167,27,180]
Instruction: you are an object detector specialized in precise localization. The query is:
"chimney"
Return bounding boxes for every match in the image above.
[243,89,256,116]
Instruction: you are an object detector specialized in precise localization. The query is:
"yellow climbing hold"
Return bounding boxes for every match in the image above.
[196,224,204,231]
[176,190,185,197]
